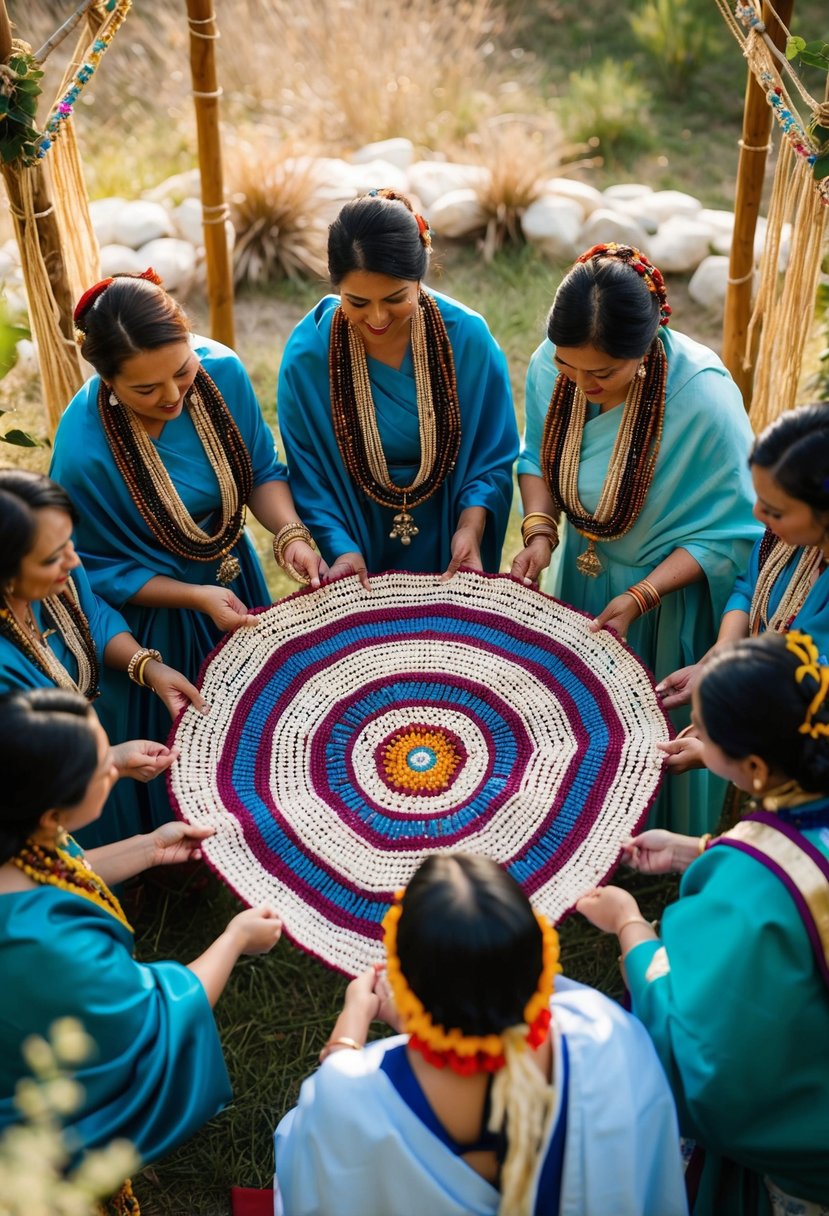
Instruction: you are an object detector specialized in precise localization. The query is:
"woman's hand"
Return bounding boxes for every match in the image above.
[143,661,209,720]
[575,885,642,934]
[589,593,641,640]
[621,829,698,875]
[282,539,323,589]
[326,550,371,591]
[371,964,401,1031]
[510,536,554,585]
[657,726,705,774]
[343,967,382,1024]
[226,905,283,955]
[110,739,180,783]
[196,584,257,632]
[146,821,215,867]
[656,663,700,709]
[441,524,483,581]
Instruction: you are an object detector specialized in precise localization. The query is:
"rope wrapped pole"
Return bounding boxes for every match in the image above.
[186,0,234,348]
[0,2,83,436]
[722,0,795,408]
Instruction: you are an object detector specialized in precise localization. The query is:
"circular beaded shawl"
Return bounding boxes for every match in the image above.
[169,570,671,976]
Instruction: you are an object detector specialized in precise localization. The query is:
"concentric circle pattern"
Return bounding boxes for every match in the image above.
[169,571,670,975]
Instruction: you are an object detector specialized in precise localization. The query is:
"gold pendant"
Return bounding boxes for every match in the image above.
[217,553,242,585]
[576,537,603,577]
[390,510,419,546]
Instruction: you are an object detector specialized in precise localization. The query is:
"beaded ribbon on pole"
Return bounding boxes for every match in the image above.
[749,528,824,635]
[98,367,253,585]
[540,339,667,576]
[0,577,100,698]
[329,291,461,545]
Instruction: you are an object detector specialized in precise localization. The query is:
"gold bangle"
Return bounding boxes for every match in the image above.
[319,1036,363,1063]
[272,522,315,584]
[697,833,713,854]
[638,577,662,607]
[127,647,163,685]
[624,586,649,617]
[616,916,652,936]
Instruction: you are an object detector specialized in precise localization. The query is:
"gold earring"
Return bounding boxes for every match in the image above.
[636,363,646,379]
[752,776,763,792]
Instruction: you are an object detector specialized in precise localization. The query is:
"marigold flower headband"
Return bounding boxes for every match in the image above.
[785,630,829,739]
[73,267,164,343]
[577,241,672,326]
[382,889,561,1075]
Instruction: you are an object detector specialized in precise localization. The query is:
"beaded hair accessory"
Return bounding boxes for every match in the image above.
[382,892,561,1075]
[576,242,672,326]
[73,267,165,342]
[785,630,829,738]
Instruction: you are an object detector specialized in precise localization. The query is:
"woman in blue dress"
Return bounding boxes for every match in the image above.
[50,270,321,834]
[0,686,283,1207]
[0,469,205,843]
[658,404,829,773]
[511,242,760,833]
[274,852,687,1216]
[277,189,518,584]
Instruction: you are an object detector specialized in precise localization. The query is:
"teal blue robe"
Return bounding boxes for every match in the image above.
[0,887,230,1164]
[725,534,829,655]
[519,327,762,833]
[277,290,518,573]
[50,337,286,843]
[625,802,829,1214]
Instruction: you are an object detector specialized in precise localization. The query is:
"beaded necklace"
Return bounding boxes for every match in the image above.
[540,338,667,576]
[749,529,824,635]
[98,366,254,585]
[0,578,100,698]
[329,291,461,545]
[11,834,132,933]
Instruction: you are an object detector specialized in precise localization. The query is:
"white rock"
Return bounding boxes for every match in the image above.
[114,201,175,250]
[89,197,130,247]
[698,208,736,235]
[688,255,738,312]
[407,161,490,208]
[578,207,650,252]
[347,159,410,196]
[541,178,603,219]
[647,217,713,273]
[13,337,37,372]
[636,190,702,226]
[0,238,20,263]
[136,238,197,295]
[0,248,18,279]
[143,169,202,205]
[602,183,653,204]
[611,198,660,234]
[521,196,582,260]
[2,285,28,318]
[98,244,146,277]
[172,198,205,247]
[350,138,415,170]
[428,188,488,239]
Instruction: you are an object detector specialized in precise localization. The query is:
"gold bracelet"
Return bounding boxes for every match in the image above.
[624,585,649,617]
[638,577,662,608]
[697,833,713,854]
[272,522,315,585]
[319,1036,363,1063]
[616,916,652,936]
[127,647,163,685]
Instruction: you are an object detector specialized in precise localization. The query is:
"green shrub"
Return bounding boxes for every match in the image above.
[559,60,653,160]
[629,0,718,95]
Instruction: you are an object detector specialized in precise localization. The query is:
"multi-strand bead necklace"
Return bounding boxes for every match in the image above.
[540,338,667,576]
[749,528,825,634]
[329,291,461,545]
[0,578,100,698]
[11,833,132,933]
[99,367,253,585]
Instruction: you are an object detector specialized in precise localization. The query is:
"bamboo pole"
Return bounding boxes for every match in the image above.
[0,1,83,435]
[722,0,795,408]
[186,0,234,348]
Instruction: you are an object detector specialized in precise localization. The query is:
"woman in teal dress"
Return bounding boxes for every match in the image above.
[577,630,829,1216]
[0,469,205,845]
[512,243,760,833]
[277,189,518,584]
[49,270,321,835]
[0,686,283,1200]
[658,405,829,772]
